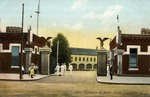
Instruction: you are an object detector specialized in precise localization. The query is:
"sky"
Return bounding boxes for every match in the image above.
[1,0,150,49]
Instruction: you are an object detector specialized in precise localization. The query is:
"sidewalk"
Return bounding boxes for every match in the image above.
[0,73,48,81]
[97,75,150,85]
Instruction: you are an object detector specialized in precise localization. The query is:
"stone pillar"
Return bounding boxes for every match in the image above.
[40,45,51,75]
[117,49,124,75]
[97,49,107,76]
[84,64,86,70]
[24,48,33,73]
[92,64,94,70]
[77,64,79,69]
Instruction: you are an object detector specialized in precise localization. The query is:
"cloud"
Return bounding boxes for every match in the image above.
[63,23,84,31]
[52,22,56,27]
[83,5,123,20]
[71,0,87,10]
[72,23,84,30]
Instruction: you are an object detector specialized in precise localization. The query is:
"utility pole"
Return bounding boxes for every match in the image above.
[35,0,40,35]
[20,3,24,80]
[57,40,59,66]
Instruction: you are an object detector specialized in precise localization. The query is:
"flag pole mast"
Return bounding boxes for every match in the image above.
[20,3,24,80]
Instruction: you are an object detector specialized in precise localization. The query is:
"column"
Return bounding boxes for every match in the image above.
[24,48,33,73]
[117,49,124,75]
[97,49,108,76]
[40,45,51,75]
[77,64,79,69]
[84,64,86,70]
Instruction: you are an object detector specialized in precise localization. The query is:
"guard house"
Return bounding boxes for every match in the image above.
[109,28,150,76]
[0,26,51,73]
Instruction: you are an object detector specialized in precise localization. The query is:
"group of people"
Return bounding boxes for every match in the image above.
[28,64,39,78]
[55,64,73,76]
[21,63,39,79]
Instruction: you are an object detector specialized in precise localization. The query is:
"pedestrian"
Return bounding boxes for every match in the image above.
[21,66,25,79]
[34,65,39,76]
[63,64,66,75]
[28,65,31,76]
[30,66,34,78]
[68,65,73,76]
[109,65,113,80]
[55,64,61,76]
[61,64,64,76]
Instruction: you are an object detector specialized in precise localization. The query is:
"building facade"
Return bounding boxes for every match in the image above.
[6,26,22,33]
[109,28,150,76]
[0,27,51,73]
[70,48,97,70]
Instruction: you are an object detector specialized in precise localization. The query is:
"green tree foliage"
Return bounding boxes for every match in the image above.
[51,33,71,65]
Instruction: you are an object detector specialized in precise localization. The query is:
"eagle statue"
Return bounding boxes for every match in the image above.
[96,37,109,49]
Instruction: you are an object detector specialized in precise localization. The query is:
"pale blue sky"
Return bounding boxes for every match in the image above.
[0,0,150,49]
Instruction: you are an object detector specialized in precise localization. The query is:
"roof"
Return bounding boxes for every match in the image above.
[0,32,48,49]
[70,47,97,56]
[122,34,150,38]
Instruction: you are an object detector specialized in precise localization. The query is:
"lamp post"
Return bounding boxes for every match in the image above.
[20,3,24,80]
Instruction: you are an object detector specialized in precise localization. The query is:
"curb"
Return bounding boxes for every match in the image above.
[0,75,49,81]
[96,76,150,85]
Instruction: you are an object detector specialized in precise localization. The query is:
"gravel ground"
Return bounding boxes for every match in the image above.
[37,71,97,84]
[0,71,150,97]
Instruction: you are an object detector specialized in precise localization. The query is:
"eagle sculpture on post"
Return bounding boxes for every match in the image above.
[96,37,109,49]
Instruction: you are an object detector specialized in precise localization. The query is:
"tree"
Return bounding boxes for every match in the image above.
[51,33,71,66]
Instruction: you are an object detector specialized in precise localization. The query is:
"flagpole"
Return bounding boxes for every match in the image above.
[20,3,24,80]
[35,0,40,35]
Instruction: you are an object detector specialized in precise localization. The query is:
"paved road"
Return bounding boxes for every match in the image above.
[37,71,97,84]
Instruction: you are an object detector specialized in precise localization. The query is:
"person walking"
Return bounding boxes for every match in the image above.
[63,64,66,75]
[109,65,113,80]
[55,65,60,76]
[69,65,73,76]
[61,64,64,76]
[21,66,25,79]
[30,66,34,78]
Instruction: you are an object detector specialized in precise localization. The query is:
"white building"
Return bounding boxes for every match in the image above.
[70,48,97,70]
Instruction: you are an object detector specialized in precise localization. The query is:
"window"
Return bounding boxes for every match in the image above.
[129,48,137,68]
[83,57,85,61]
[75,57,77,61]
[90,58,92,62]
[0,45,1,52]
[79,57,81,61]
[87,57,89,61]
[11,46,19,67]
[94,58,96,62]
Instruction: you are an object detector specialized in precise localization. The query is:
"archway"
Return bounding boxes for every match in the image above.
[79,64,85,70]
[86,64,92,69]
[71,63,77,70]
[94,64,97,69]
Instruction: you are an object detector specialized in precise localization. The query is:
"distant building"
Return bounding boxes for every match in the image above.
[109,28,150,76]
[6,26,22,33]
[70,47,97,70]
[0,27,51,73]
[141,28,150,35]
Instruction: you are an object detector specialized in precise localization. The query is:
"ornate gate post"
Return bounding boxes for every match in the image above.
[24,48,33,73]
[97,49,108,76]
[40,45,51,75]
[96,37,109,76]
[117,49,124,75]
